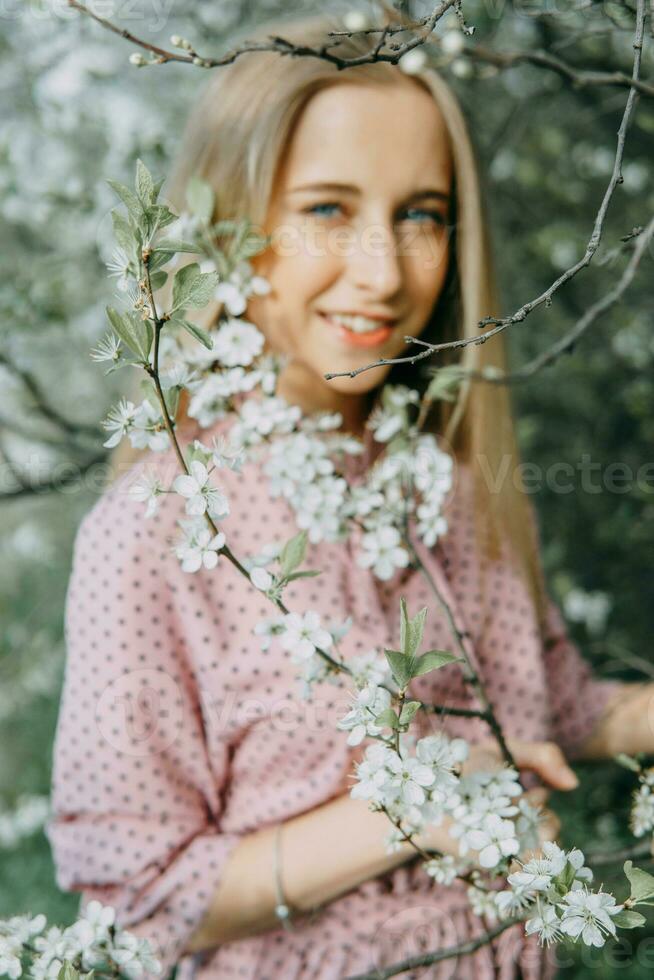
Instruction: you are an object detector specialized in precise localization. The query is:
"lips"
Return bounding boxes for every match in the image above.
[318,312,396,349]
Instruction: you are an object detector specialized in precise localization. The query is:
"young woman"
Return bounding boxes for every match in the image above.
[46,12,651,980]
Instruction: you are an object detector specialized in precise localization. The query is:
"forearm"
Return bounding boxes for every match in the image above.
[185,791,454,954]
[578,681,654,760]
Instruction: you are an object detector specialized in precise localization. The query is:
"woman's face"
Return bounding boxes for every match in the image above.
[246,79,454,423]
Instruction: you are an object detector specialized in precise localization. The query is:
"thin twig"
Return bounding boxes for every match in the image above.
[324,0,647,382]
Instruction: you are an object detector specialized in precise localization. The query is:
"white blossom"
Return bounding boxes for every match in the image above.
[128,399,170,453]
[214,259,271,316]
[348,649,391,689]
[253,616,286,652]
[424,854,466,885]
[337,683,393,745]
[280,610,333,662]
[128,468,165,518]
[172,460,230,520]
[357,524,410,581]
[173,519,226,573]
[0,936,22,979]
[211,317,265,367]
[385,750,436,806]
[466,813,520,869]
[631,780,654,837]
[558,888,623,947]
[105,245,132,291]
[291,475,349,544]
[230,396,302,446]
[351,742,395,804]
[525,902,563,946]
[467,885,499,922]
[211,433,246,472]
[101,397,138,448]
[415,498,448,547]
[110,930,162,979]
[90,332,122,364]
[250,567,273,592]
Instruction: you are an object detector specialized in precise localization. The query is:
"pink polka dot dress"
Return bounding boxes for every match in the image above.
[45,402,622,980]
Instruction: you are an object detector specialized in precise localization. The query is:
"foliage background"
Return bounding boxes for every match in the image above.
[0,0,652,976]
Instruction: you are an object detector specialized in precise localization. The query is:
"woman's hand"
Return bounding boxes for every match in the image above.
[463,737,579,791]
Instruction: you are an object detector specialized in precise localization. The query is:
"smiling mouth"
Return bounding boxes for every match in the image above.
[318,312,397,348]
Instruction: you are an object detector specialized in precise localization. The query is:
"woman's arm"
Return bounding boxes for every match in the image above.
[185,737,576,955]
[185,790,451,953]
[577,681,654,760]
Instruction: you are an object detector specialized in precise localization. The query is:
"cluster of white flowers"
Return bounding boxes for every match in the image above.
[346,729,546,876]
[0,795,50,850]
[464,842,625,953]
[509,843,624,949]
[630,766,654,838]
[0,902,161,980]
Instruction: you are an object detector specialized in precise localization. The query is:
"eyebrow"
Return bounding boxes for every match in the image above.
[286,181,450,203]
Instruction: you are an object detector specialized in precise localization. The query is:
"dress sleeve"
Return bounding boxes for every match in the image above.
[45,481,244,980]
[541,591,623,760]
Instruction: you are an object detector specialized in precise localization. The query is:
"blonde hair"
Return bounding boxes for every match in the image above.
[108,11,549,627]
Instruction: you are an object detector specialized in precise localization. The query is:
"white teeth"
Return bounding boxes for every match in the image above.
[326,313,392,334]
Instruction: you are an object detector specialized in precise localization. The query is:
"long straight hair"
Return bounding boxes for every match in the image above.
[108,12,548,627]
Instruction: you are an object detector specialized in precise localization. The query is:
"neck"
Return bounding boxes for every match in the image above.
[275,361,373,440]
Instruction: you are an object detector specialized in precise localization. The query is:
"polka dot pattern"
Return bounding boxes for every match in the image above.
[45,408,622,980]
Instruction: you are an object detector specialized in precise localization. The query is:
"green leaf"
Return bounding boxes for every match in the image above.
[383,646,460,690]
[172,263,219,311]
[187,175,215,223]
[111,208,139,259]
[135,158,156,206]
[412,649,461,677]
[624,861,654,903]
[283,570,321,582]
[279,531,308,577]
[106,177,144,224]
[425,366,467,404]
[384,649,413,689]
[170,316,213,351]
[106,307,152,361]
[57,962,80,980]
[148,203,178,231]
[399,700,421,725]
[164,386,180,420]
[148,270,168,291]
[612,909,647,929]
[153,238,202,255]
[615,754,642,773]
[399,597,427,658]
[374,708,399,730]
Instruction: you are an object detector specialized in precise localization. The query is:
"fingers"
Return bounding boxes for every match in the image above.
[524,786,550,809]
[537,806,561,844]
[506,738,579,791]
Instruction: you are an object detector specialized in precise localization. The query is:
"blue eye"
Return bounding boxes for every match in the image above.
[303,203,342,218]
[301,202,446,226]
[401,207,446,226]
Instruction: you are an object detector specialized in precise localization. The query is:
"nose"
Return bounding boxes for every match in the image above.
[347,221,403,299]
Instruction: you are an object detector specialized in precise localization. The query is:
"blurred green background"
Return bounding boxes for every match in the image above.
[1,0,653,976]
